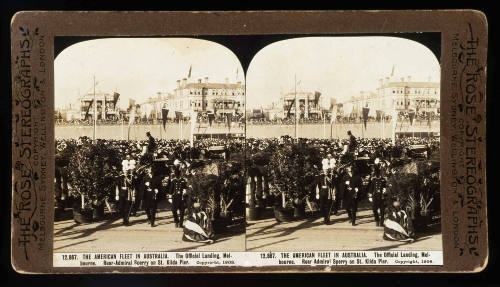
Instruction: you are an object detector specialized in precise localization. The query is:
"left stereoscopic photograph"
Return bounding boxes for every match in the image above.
[53,38,246,253]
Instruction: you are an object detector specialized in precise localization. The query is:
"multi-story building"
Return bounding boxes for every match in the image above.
[342,76,440,117]
[169,77,245,118]
[79,92,120,121]
[279,91,323,119]
[139,92,172,120]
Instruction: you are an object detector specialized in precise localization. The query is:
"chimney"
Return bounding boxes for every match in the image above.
[407,76,412,82]
[198,78,202,84]
[225,77,229,84]
[379,78,383,87]
[157,92,161,99]
[204,77,209,84]
[182,78,187,86]
[401,77,405,82]
[176,79,181,88]
[385,77,390,85]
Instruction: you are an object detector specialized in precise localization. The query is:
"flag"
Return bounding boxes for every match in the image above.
[84,101,93,120]
[187,65,192,78]
[286,98,295,118]
[331,105,337,124]
[128,107,136,126]
[190,111,197,147]
[208,113,215,126]
[162,108,169,130]
[175,111,182,122]
[226,113,233,132]
[314,91,321,106]
[362,107,370,129]
[113,92,120,105]
[390,65,395,77]
[408,110,416,126]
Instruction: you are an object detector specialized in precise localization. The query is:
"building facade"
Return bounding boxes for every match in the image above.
[139,92,172,120]
[79,92,120,121]
[279,91,323,119]
[168,77,245,119]
[342,76,440,117]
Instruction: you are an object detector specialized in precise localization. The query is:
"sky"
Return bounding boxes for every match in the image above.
[55,38,244,109]
[246,36,441,109]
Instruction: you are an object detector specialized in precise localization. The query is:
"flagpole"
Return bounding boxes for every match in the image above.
[323,115,326,139]
[294,74,298,140]
[93,75,96,141]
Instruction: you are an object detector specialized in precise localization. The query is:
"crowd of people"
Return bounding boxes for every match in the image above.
[55,129,440,244]
[246,132,440,242]
[55,133,245,244]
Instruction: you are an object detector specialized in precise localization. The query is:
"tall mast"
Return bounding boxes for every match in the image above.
[93,75,97,141]
[295,74,298,140]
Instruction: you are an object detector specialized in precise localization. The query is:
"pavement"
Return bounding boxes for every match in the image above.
[53,204,245,253]
[246,208,442,251]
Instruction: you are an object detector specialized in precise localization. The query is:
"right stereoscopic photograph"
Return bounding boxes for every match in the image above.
[244,36,442,252]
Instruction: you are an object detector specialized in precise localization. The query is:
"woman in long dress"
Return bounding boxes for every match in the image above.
[383,201,415,242]
[182,202,215,243]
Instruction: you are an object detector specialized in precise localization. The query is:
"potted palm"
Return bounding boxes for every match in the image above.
[67,140,120,223]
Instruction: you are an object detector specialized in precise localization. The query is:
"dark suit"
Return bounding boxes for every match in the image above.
[142,175,161,226]
[368,176,387,225]
[169,177,187,226]
[318,173,335,223]
[341,172,362,225]
[118,174,135,225]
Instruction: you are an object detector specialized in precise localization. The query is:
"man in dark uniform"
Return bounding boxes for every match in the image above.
[116,171,135,226]
[317,169,335,224]
[347,130,357,153]
[341,165,363,226]
[146,131,156,154]
[169,170,188,228]
[368,166,387,226]
[142,166,160,227]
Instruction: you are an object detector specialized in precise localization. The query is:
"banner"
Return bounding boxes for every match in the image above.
[162,108,169,130]
[175,111,183,123]
[208,113,215,126]
[409,111,416,126]
[128,107,136,126]
[314,91,321,106]
[227,113,233,132]
[113,92,120,106]
[362,107,370,129]
[331,105,337,124]
[286,99,295,119]
[84,101,93,120]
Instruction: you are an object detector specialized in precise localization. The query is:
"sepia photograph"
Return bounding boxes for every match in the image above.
[10,10,488,273]
[53,38,246,253]
[244,36,442,252]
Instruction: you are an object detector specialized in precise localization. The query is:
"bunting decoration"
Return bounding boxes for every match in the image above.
[208,113,215,127]
[409,110,416,126]
[161,108,169,130]
[226,113,233,132]
[362,107,370,129]
[84,101,93,120]
[286,98,295,119]
[314,91,321,106]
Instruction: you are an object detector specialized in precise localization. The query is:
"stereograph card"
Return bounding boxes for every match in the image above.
[10,10,488,273]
